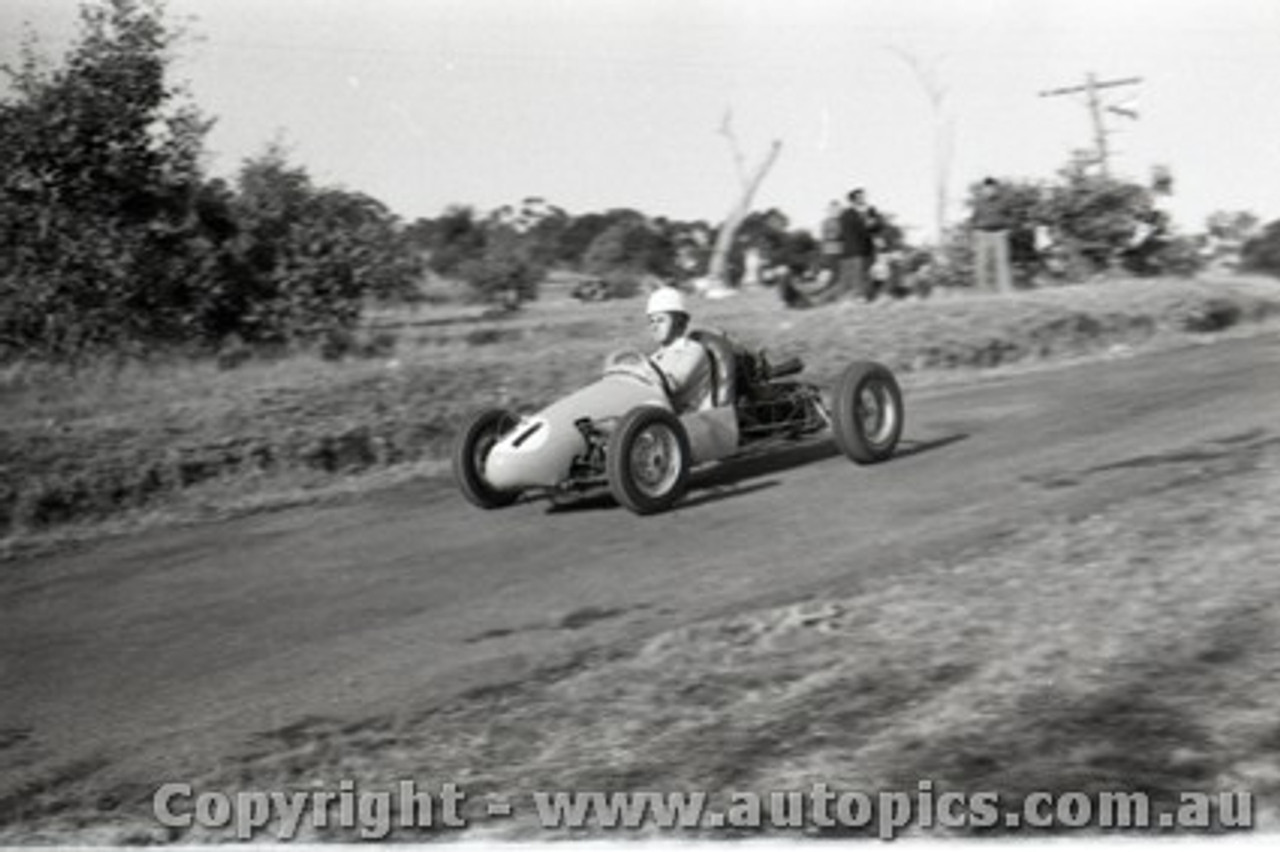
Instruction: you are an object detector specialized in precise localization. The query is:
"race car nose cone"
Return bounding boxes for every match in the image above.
[484,417,581,490]
[482,447,524,491]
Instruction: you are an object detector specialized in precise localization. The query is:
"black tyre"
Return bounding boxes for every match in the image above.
[831,361,903,464]
[453,408,521,509]
[607,407,691,515]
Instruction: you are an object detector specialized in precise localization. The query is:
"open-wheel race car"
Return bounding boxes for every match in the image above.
[453,330,904,515]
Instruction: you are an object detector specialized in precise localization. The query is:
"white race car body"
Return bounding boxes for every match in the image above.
[484,368,668,491]
[454,335,903,515]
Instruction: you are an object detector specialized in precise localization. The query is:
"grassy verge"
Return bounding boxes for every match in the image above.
[3,274,1279,553]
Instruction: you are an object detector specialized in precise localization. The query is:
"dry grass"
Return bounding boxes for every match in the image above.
[2,274,1279,549]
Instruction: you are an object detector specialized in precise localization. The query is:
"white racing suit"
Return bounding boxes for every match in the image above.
[650,336,713,413]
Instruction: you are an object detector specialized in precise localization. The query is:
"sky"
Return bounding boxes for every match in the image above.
[3,0,1279,239]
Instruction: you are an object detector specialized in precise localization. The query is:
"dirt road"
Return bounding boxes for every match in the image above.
[2,331,1278,834]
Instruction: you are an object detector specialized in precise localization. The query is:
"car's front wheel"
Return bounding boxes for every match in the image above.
[831,361,903,463]
[453,408,521,509]
[607,407,691,515]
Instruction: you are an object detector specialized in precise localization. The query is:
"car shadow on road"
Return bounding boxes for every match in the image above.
[544,479,782,514]
[893,432,970,460]
[694,430,970,488]
[693,437,841,489]
[676,479,782,510]
[542,433,969,515]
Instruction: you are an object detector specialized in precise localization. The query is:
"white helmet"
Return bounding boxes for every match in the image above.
[646,287,688,316]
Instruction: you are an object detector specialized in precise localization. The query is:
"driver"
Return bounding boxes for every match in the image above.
[646,287,713,413]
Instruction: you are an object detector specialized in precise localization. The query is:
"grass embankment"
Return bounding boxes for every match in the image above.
[2,275,1278,551]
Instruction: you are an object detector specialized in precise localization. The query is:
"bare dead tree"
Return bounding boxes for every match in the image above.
[888,46,955,243]
[703,110,783,291]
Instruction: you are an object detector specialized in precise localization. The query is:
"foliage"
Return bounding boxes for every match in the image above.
[0,0,423,361]
[0,0,215,358]
[456,224,547,304]
[1205,210,1260,243]
[412,205,486,278]
[909,227,976,292]
[3,0,1231,356]
[410,199,834,301]
[408,205,548,304]
[1045,167,1205,280]
[1043,168,1155,272]
[555,213,612,266]
[726,209,788,282]
[571,212,667,299]
[920,166,1208,290]
[219,145,422,343]
[581,211,673,277]
[1241,220,1280,278]
[405,205,720,303]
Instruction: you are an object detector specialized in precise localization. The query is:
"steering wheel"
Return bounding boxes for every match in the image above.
[603,349,674,398]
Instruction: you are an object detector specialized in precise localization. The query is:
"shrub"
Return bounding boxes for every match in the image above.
[923,167,1206,291]
[1241,220,1280,277]
[581,213,675,284]
[454,225,546,305]
[0,0,217,360]
[222,145,422,344]
[0,1,423,362]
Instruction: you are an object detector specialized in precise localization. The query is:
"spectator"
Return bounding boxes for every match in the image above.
[819,199,843,278]
[972,177,1013,293]
[838,188,883,301]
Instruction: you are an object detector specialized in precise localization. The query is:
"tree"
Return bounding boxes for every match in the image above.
[703,111,782,291]
[0,0,215,358]
[722,208,789,285]
[554,212,610,266]
[456,224,546,304]
[415,202,561,304]
[1205,210,1260,244]
[0,0,426,359]
[222,144,422,341]
[1241,220,1280,277]
[416,205,487,278]
[917,164,1203,292]
[520,202,570,269]
[1043,167,1155,272]
[580,211,674,297]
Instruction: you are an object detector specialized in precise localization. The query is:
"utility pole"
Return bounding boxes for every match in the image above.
[1039,73,1142,177]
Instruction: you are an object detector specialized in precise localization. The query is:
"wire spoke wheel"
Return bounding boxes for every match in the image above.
[629,424,682,497]
[608,407,691,514]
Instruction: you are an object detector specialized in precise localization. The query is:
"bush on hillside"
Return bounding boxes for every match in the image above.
[0,0,422,361]
[1241,220,1280,278]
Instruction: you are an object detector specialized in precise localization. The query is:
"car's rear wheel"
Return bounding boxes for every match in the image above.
[607,407,691,515]
[453,408,521,509]
[832,361,903,463]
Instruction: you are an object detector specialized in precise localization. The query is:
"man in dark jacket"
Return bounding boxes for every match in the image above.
[838,188,882,301]
[972,177,1013,293]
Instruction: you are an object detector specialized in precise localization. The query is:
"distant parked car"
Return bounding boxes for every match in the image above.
[571,277,611,302]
